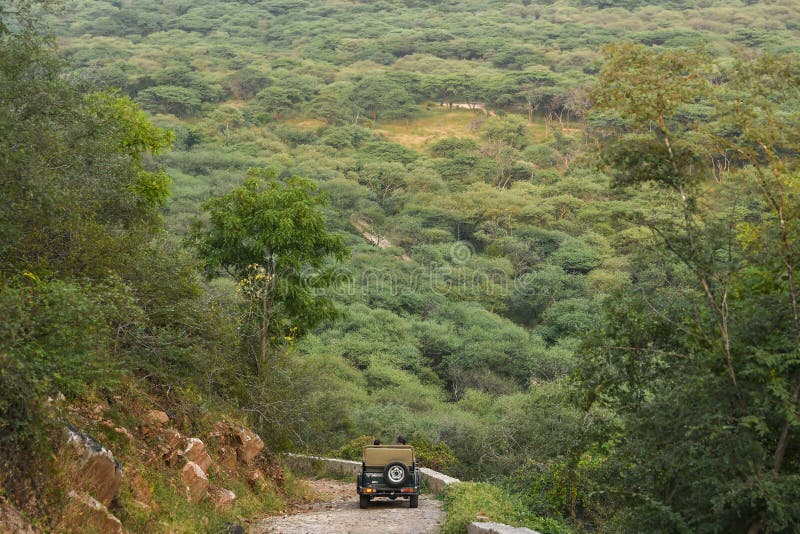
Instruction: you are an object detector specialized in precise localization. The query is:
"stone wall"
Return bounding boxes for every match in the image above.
[418,466,460,493]
[282,453,362,478]
[280,453,461,493]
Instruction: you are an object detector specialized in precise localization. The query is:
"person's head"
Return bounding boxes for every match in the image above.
[396,435,407,445]
[373,439,382,445]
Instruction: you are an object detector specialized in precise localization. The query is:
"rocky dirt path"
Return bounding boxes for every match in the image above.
[250,479,445,534]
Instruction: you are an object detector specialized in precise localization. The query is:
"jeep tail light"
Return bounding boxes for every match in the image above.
[401,488,415,493]
[363,488,376,493]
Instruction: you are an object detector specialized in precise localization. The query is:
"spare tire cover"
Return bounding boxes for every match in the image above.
[383,461,408,487]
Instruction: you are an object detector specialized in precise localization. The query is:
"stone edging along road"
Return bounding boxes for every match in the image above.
[281,453,460,492]
[279,453,540,534]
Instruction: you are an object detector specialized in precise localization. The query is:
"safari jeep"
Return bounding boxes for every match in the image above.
[357,445,420,509]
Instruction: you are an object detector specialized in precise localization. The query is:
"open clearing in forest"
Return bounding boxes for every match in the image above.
[373,106,487,151]
[374,106,572,152]
[284,106,580,153]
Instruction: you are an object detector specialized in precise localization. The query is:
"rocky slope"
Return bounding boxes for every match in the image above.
[0,390,291,533]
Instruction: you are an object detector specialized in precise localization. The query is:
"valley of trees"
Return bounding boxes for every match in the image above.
[2,0,800,532]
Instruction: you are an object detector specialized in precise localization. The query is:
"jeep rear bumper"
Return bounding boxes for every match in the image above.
[357,485,418,497]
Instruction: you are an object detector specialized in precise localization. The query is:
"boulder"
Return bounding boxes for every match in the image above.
[160,428,183,449]
[217,446,238,472]
[64,492,124,534]
[212,488,236,511]
[210,422,265,465]
[183,438,212,473]
[64,426,123,507]
[159,428,185,466]
[145,410,170,426]
[234,427,264,464]
[113,425,134,443]
[181,461,209,502]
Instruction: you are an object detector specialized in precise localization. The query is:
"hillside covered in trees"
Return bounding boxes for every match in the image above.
[2,0,800,532]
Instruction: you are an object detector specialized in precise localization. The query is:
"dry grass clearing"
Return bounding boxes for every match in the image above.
[374,106,558,152]
[281,106,580,153]
[373,107,485,151]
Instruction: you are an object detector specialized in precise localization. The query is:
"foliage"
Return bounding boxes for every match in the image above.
[332,435,376,461]
[0,32,174,279]
[442,482,573,534]
[408,432,458,473]
[580,44,800,532]
[7,0,800,531]
[191,170,348,374]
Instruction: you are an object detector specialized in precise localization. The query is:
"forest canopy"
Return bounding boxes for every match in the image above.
[2,0,799,532]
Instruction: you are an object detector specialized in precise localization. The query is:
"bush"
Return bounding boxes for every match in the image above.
[442,482,573,534]
[0,352,57,510]
[441,482,519,534]
[0,278,137,398]
[549,238,602,274]
[332,435,376,461]
[409,433,457,473]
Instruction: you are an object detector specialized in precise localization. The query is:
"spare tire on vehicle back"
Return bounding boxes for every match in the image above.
[383,461,408,487]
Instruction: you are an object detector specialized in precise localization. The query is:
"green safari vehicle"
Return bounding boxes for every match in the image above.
[357,445,420,508]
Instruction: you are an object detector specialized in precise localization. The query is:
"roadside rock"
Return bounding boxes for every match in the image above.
[64,491,124,534]
[63,426,123,507]
[114,426,135,443]
[146,410,170,426]
[183,438,212,472]
[217,446,238,471]
[235,426,264,464]
[159,428,185,466]
[160,428,183,449]
[181,461,209,502]
[211,422,265,465]
[212,488,236,511]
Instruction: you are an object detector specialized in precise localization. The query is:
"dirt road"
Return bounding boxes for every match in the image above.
[251,479,445,534]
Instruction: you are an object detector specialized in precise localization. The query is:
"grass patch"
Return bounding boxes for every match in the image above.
[374,107,485,152]
[373,106,580,153]
[117,464,288,533]
[441,482,573,534]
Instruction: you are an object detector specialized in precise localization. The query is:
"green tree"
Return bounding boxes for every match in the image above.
[480,116,529,189]
[308,82,358,125]
[358,161,407,209]
[491,68,559,124]
[352,75,416,123]
[582,43,800,532]
[191,169,348,372]
[137,85,203,117]
[0,12,174,279]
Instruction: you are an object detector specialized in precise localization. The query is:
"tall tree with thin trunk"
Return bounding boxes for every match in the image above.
[191,169,348,373]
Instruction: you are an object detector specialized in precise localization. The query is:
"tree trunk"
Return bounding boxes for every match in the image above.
[259,288,268,374]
